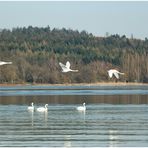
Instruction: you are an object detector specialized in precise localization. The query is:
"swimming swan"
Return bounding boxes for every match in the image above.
[0,61,12,66]
[77,103,86,111]
[59,61,78,72]
[37,104,48,112]
[27,102,34,111]
[108,69,125,79]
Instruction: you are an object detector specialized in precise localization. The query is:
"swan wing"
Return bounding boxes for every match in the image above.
[59,62,67,70]
[113,72,119,79]
[37,107,44,112]
[77,106,86,111]
[108,70,113,78]
[77,106,83,110]
[28,106,34,110]
[66,61,70,69]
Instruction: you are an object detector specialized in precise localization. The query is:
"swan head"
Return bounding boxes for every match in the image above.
[83,103,85,106]
[31,102,34,106]
[45,104,48,107]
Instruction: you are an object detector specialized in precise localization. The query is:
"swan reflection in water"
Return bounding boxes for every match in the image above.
[36,109,48,126]
[44,111,48,126]
[109,130,119,147]
[28,109,34,126]
[77,109,86,123]
[64,135,72,148]
[76,103,86,122]
[27,104,48,126]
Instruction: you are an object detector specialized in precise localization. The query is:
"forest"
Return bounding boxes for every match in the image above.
[0,26,148,84]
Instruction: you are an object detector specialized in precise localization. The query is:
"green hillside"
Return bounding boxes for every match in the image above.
[0,26,148,83]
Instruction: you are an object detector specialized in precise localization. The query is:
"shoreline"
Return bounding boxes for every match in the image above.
[0,82,148,87]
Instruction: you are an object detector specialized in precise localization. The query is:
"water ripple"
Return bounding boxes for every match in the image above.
[0,104,148,147]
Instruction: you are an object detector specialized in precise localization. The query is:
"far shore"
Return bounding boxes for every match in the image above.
[0,82,148,87]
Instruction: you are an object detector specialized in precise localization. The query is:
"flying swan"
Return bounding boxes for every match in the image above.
[59,61,78,72]
[108,69,125,79]
[0,61,12,66]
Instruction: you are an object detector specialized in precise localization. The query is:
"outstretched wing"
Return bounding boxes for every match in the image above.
[108,70,113,78]
[113,72,119,79]
[66,61,70,69]
[59,62,67,70]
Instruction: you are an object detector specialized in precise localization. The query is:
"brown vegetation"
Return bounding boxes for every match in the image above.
[0,26,148,84]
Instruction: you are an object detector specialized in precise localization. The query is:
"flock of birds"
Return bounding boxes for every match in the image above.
[1,60,125,112]
[59,61,125,79]
[0,60,125,79]
[28,103,48,112]
[28,102,86,112]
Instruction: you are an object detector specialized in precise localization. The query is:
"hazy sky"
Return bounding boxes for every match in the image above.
[0,1,148,39]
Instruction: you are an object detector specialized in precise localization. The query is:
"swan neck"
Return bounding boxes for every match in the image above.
[71,69,78,72]
[119,72,125,75]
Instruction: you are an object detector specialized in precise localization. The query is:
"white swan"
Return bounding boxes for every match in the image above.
[108,69,125,79]
[0,61,12,66]
[59,61,78,72]
[77,103,86,111]
[27,102,34,111]
[37,104,48,112]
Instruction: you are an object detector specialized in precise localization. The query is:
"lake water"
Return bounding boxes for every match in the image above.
[0,85,148,147]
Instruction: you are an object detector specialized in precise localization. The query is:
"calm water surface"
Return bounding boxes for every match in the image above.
[0,85,148,147]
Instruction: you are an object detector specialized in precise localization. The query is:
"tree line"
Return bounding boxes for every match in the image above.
[0,26,148,84]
